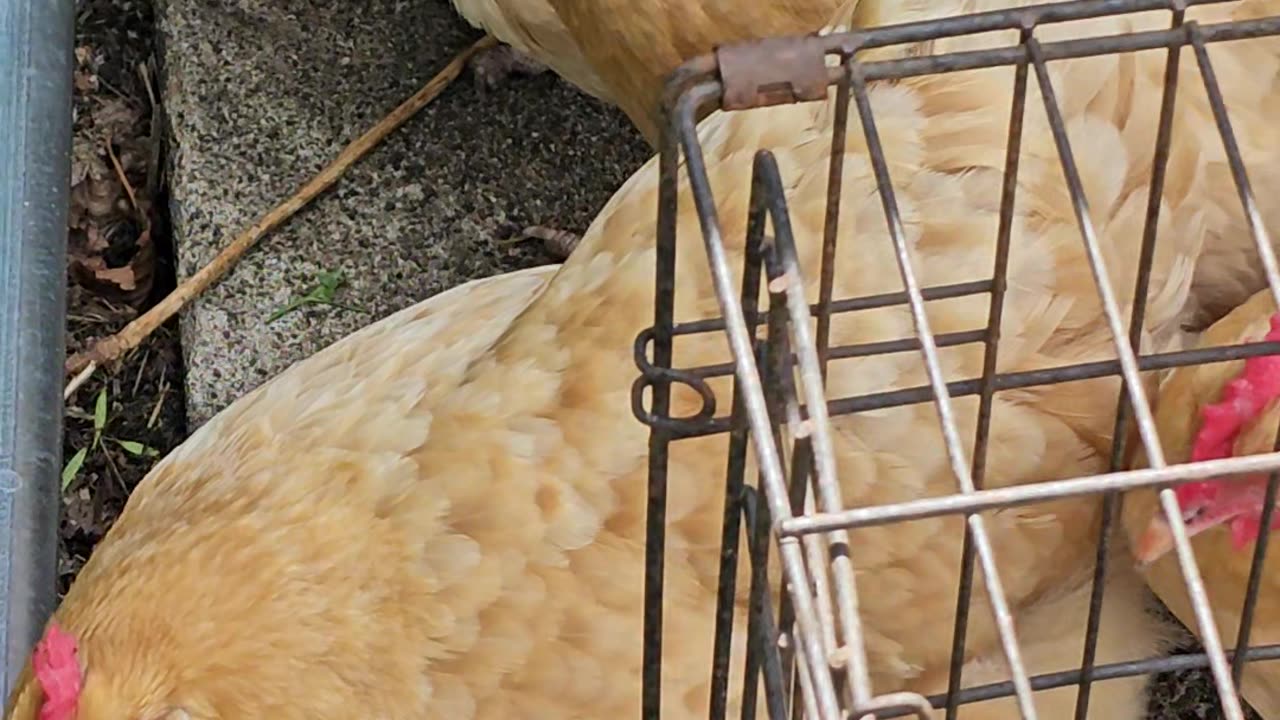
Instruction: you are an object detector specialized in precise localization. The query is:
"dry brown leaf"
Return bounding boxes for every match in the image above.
[69,223,155,309]
[64,486,95,531]
[74,69,99,94]
[70,135,110,187]
[68,175,125,229]
[90,97,142,144]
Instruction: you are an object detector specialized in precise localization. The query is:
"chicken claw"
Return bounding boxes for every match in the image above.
[468,43,551,92]
[493,225,582,261]
[521,225,581,260]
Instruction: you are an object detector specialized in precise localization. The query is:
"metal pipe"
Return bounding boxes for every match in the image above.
[0,0,75,702]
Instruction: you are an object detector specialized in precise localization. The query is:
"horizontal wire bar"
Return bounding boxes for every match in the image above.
[782,452,1280,536]
[870,643,1280,719]
[846,13,1280,84]
[651,339,1280,439]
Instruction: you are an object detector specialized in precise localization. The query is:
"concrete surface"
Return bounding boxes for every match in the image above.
[157,0,650,427]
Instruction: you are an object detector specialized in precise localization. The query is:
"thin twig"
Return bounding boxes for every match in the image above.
[106,139,142,219]
[139,61,157,109]
[147,374,170,430]
[63,34,498,385]
[138,60,163,200]
[64,362,98,400]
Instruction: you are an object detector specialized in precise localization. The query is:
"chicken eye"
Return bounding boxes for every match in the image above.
[1182,505,1206,524]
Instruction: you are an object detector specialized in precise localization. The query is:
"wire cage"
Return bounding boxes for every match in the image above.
[632,1,1280,719]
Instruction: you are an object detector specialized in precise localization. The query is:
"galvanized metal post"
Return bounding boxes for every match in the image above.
[0,0,75,701]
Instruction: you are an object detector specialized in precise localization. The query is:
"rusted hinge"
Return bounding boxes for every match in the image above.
[715,35,830,111]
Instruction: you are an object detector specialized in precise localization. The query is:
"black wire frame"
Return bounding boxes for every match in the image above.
[631,1,1280,719]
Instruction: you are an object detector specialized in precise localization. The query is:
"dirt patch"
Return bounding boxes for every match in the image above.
[61,0,186,594]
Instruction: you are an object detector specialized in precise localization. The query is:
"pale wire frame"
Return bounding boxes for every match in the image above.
[631,1,1280,719]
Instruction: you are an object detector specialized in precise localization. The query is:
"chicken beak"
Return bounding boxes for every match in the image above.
[1134,512,1177,567]
[1134,496,1238,568]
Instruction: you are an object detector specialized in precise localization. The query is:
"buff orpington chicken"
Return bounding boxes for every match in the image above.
[8,1,1280,718]
[1124,287,1280,719]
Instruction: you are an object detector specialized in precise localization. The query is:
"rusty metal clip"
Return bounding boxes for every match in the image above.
[715,34,830,111]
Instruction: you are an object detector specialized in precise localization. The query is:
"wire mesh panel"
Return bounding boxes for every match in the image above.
[632,2,1280,719]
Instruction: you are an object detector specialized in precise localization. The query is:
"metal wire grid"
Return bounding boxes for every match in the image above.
[630,1,1280,719]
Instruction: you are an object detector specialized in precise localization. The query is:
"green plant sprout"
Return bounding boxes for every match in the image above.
[267,269,365,323]
[62,386,160,491]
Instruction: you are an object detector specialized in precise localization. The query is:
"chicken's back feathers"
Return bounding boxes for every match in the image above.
[5,266,561,719]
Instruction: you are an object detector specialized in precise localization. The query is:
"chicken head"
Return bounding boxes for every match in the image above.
[1133,311,1280,564]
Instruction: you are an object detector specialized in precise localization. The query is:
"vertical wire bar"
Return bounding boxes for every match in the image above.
[807,61,852,710]
[676,93,845,720]
[846,63,1039,719]
[799,58,852,706]
[741,348,776,720]
[790,616,822,720]
[775,329,821,710]
[764,255,842,694]
[799,490,840,669]
[775,390,813,717]
[1187,23,1280,310]
[816,57,854,382]
[748,489,795,720]
[1152,486,1247,720]
[711,189,770,720]
[1229,426,1280,687]
[749,250,799,720]
[804,64,854,707]
[763,239,830,720]
[643,90,685,720]
[1073,11,1185,718]
[773,244,850,694]
[742,478,793,718]
[741,480,766,720]
[802,60,854,707]
[944,25,1032,720]
[724,392,754,720]
[742,333,778,717]
[762,269,824,720]
[758,154,878,707]
[1025,35,1245,720]
[782,445,816,720]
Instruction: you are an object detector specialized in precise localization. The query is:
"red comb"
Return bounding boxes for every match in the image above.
[32,623,81,720]
[1181,313,1280,506]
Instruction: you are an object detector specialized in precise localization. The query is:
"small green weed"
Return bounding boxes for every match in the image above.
[62,386,160,491]
[267,269,364,323]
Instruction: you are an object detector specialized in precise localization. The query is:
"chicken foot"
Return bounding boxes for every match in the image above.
[467,43,551,92]
[521,225,581,260]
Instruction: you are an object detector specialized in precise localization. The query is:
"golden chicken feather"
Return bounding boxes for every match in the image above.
[448,0,616,102]
[533,0,844,143]
[449,0,858,144]
[1124,287,1280,720]
[8,1,1280,718]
